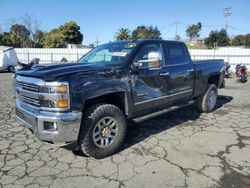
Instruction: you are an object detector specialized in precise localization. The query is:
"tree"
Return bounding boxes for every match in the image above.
[231,35,245,46]
[9,24,33,47]
[132,25,161,39]
[244,34,250,47]
[34,30,45,48]
[20,13,41,45]
[88,43,95,48]
[42,21,83,48]
[59,21,83,44]
[0,32,12,46]
[0,23,35,47]
[115,28,130,41]
[42,29,65,48]
[186,22,202,41]
[2,13,41,47]
[204,29,230,48]
[231,34,250,47]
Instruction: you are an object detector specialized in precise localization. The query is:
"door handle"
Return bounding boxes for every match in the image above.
[160,72,169,76]
[187,69,194,72]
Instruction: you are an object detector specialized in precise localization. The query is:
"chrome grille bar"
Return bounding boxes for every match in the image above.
[19,95,40,106]
[14,80,39,92]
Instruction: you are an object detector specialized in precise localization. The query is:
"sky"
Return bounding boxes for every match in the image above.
[0,0,250,45]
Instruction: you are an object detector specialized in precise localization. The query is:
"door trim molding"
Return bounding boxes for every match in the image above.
[134,89,193,106]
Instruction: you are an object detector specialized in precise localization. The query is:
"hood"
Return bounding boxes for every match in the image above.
[16,62,124,81]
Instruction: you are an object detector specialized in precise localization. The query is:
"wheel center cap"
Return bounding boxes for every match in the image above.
[101,127,111,137]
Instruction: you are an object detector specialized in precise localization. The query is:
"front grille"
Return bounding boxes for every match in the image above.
[19,95,40,106]
[14,78,40,108]
[15,80,39,92]
[14,75,70,112]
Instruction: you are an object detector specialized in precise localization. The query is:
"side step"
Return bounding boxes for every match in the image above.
[133,100,195,123]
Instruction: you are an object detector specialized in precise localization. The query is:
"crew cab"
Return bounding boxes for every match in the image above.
[14,40,225,158]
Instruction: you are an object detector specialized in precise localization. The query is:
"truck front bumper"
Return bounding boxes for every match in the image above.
[15,99,82,146]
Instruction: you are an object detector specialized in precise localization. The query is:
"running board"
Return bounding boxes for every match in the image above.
[133,100,195,123]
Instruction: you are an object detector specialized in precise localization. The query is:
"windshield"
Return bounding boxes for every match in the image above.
[78,41,138,65]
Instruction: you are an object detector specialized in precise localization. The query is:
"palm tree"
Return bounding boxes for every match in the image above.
[115,28,130,41]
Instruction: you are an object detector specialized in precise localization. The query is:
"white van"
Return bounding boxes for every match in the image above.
[0,46,18,72]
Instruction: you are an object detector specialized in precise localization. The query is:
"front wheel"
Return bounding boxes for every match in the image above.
[197,84,218,113]
[78,104,127,159]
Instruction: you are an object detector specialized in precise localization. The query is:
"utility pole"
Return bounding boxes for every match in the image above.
[175,21,179,40]
[224,7,232,31]
[95,36,100,47]
[213,42,217,59]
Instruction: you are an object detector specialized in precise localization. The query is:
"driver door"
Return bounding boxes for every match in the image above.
[131,42,169,114]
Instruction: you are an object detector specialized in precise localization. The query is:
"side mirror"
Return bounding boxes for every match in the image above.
[133,52,162,70]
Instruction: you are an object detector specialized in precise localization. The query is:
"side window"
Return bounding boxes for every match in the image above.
[164,43,188,65]
[134,44,163,62]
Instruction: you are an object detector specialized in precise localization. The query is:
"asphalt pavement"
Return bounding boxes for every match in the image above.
[0,73,250,188]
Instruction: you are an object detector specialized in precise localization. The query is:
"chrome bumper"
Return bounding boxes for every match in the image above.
[15,99,82,145]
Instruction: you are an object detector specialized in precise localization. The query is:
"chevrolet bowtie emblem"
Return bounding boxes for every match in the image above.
[38,94,45,99]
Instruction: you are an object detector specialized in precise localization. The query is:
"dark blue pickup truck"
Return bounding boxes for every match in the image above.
[14,40,225,158]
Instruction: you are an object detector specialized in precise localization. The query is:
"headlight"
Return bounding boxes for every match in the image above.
[38,82,70,110]
[39,83,69,93]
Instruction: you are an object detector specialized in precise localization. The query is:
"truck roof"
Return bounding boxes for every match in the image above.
[109,39,185,45]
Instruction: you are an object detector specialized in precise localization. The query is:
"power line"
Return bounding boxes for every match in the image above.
[160,22,176,30]
[202,25,224,28]
[227,25,248,33]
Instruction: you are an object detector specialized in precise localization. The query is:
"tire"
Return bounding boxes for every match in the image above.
[197,84,218,113]
[78,104,127,159]
[221,80,226,88]
[241,74,247,83]
[8,66,15,73]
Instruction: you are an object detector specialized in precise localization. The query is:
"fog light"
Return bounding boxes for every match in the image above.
[44,121,58,132]
[57,99,69,108]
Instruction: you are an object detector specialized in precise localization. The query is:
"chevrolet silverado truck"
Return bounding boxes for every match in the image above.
[14,40,225,158]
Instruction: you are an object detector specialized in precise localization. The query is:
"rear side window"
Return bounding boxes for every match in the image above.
[164,42,188,65]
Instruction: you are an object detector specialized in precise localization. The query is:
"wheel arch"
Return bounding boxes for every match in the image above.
[82,91,131,117]
[207,73,222,88]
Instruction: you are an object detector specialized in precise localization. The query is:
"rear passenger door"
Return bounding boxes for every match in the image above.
[162,42,195,102]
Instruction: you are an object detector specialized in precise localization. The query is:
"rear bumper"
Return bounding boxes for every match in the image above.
[15,99,82,145]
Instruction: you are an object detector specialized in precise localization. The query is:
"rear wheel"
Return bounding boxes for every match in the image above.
[197,84,218,112]
[78,104,127,159]
[8,66,15,72]
[241,74,247,83]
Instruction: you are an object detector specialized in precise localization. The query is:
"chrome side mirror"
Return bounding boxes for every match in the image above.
[133,52,162,70]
